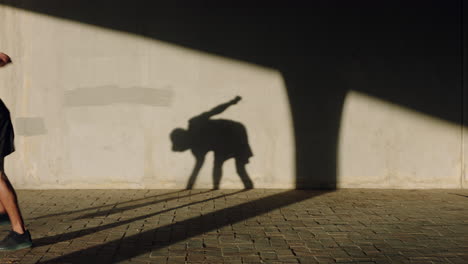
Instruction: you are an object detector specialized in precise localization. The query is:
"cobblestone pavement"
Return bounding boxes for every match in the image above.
[0,189,466,264]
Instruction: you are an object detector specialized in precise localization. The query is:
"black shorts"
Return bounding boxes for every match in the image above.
[0,100,15,158]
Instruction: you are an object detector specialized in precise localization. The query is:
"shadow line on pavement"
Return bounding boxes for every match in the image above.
[28,189,185,221]
[40,190,329,264]
[73,189,213,220]
[450,193,468,198]
[32,190,246,248]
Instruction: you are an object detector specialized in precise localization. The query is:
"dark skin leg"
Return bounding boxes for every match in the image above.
[0,158,26,234]
[235,159,254,189]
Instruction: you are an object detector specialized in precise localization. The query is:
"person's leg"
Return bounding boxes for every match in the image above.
[0,157,31,251]
[0,158,25,234]
[0,199,5,213]
[0,199,11,226]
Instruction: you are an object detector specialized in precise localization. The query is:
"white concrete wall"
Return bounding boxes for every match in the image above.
[0,6,295,189]
[338,91,464,189]
[0,5,466,189]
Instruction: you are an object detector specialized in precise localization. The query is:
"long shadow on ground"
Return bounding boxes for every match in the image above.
[29,189,185,221]
[33,190,244,248]
[40,190,328,264]
[73,190,212,220]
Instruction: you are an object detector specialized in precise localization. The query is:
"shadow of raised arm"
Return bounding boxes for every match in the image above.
[196,96,241,120]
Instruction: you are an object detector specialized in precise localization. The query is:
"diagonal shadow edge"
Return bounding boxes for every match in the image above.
[32,190,243,248]
[73,189,212,220]
[1,2,464,190]
[28,189,185,221]
[0,1,342,190]
[41,190,329,264]
[0,1,463,126]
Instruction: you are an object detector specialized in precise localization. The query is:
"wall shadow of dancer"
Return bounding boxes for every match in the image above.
[170,96,254,190]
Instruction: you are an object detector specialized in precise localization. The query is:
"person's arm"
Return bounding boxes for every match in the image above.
[0,53,12,67]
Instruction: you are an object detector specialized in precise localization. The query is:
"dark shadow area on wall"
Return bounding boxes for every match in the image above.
[0,0,463,188]
[170,96,254,190]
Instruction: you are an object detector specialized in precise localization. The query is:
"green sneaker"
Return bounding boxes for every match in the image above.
[0,214,10,226]
[0,230,33,251]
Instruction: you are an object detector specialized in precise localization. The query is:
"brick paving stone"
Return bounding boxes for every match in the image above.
[0,189,465,263]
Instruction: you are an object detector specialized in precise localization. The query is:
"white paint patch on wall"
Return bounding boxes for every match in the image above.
[338,91,463,189]
[0,6,295,189]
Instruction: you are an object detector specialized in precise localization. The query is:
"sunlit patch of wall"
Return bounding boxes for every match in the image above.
[338,90,463,188]
[0,5,295,189]
[464,122,467,188]
[463,0,468,188]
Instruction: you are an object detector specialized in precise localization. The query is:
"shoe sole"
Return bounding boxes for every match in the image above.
[0,242,33,251]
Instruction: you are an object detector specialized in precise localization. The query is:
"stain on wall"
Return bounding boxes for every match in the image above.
[64,86,173,107]
[14,117,47,136]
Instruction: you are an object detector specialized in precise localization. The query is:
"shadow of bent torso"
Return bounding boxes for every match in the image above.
[170,97,254,189]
